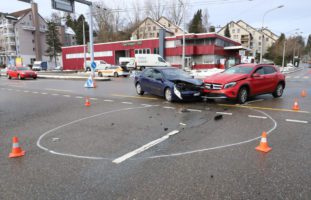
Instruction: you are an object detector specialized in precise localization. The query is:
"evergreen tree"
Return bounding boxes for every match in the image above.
[188,9,206,33]
[46,21,62,65]
[65,14,75,29]
[263,33,285,65]
[224,24,231,38]
[306,34,311,55]
[75,15,89,45]
[209,26,215,32]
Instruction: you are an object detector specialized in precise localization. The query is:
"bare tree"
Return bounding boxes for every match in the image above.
[166,0,184,26]
[202,8,210,32]
[144,0,166,20]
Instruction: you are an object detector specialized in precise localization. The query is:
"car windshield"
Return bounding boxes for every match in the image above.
[17,67,31,71]
[162,68,192,79]
[223,66,253,74]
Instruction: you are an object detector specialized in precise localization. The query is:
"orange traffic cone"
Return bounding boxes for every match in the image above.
[301,90,307,97]
[9,136,25,158]
[255,132,272,153]
[85,97,91,107]
[292,98,300,111]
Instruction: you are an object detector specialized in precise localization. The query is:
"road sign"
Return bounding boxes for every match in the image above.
[91,61,96,70]
[51,0,75,13]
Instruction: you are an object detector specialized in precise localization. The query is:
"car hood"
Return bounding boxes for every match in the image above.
[168,77,203,86]
[203,73,248,84]
[18,70,36,73]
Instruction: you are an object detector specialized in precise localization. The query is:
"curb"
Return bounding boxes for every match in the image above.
[38,75,111,81]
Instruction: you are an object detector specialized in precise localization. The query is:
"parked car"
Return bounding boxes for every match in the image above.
[135,67,203,102]
[32,61,48,71]
[7,66,37,80]
[85,60,112,72]
[202,64,286,104]
[98,66,130,77]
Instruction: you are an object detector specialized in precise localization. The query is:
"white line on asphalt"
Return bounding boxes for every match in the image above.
[63,95,71,97]
[52,93,59,96]
[75,96,83,99]
[248,115,267,119]
[41,92,48,95]
[90,98,98,101]
[104,99,114,102]
[113,130,179,164]
[15,89,20,92]
[121,102,133,104]
[8,88,12,91]
[303,76,309,79]
[32,91,39,94]
[286,76,291,78]
[46,88,73,93]
[179,123,187,126]
[285,119,308,124]
[294,76,300,78]
[187,108,202,112]
[23,90,29,93]
[141,104,152,107]
[163,106,175,109]
[216,112,233,115]
[245,99,264,104]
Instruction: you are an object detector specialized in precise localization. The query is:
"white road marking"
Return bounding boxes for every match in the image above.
[163,106,175,109]
[245,99,264,104]
[104,99,114,102]
[8,88,12,91]
[286,76,291,78]
[216,112,233,115]
[75,96,83,99]
[141,104,152,107]
[144,109,278,159]
[15,89,21,92]
[294,76,300,78]
[303,76,309,79]
[63,95,71,97]
[121,102,133,104]
[179,123,187,126]
[113,130,179,164]
[41,92,48,95]
[32,91,39,94]
[90,98,98,101]
[46,88,73,93]
[52,93,59,96]
[187,109,202,112]
[285,119,308,124]
[248,115,267,119]
[23,90,29,93]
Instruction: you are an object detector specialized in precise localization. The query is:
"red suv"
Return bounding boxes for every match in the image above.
[202,64,285,104]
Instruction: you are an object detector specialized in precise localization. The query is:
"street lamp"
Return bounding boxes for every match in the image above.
[178,0,186,70]
[260,5,284,63]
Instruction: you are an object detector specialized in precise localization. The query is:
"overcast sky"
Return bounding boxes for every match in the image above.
[1,0,310,40]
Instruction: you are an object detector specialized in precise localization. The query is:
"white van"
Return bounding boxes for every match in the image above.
[119,54,170,71]
[85,60,112,72]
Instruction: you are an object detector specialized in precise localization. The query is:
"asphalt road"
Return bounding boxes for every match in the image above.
[0,66,310,199]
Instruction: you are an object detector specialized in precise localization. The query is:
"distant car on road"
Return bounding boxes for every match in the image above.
[7,66,37,80]
[135,67,203,102]
[85,60,112,72]
[202,64,285,104]
[98,66,130,77]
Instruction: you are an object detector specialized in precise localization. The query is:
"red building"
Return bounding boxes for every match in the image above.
[62,33,244,70]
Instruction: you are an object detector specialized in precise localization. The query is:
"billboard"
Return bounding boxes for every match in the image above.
[51,0,75,13]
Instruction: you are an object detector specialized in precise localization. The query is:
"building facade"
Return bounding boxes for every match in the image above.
[56,25,76,47]
[218,20,278,58]
[131,17,184,40]
[0,8,48,66]
[62,33,243,70]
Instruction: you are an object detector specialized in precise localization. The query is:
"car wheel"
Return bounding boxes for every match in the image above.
[114,72,119,77]
[164,88,173,102]
[237,87,248,104]
[136,83,144,95]
[272,83,284,98]
[98,72,103,77]
[18,74,22,80]
[8,75,11,79]
[123,75,128,77]
[140,66,145,71]
[33,76,37,80]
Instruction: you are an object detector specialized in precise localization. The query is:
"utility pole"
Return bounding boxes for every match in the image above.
[178,0,186,70]
[83,18,86,71]
[31,1,42,61]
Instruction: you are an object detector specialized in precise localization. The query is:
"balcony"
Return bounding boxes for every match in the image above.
[241,35,249,42]
[0,23,13,28]
[22,25,35,31]
[3,32,15,37]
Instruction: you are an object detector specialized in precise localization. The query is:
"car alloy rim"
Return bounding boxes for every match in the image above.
[166,89,172,101]
[277,85,283,96]
[241,89,247,102]
[136,84,141,93]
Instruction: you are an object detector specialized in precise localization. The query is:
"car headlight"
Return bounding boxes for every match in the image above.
[224,82,236,89]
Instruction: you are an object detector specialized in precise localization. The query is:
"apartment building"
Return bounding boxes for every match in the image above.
[218,20,278,58]
[56,25,76,47]
[0,7,48,66]
[131,17,184,40]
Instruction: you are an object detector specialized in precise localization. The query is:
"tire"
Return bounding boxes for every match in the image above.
[140,66,145,71]
[164,87,173,102]
[18,74,22,80]
[98,72,103,77]
[8,75,11,79]
[272,83,284,98]
[136,83,144,95]
[114,72,118,77]
[237,87,248,104]
[33,76,37,80]
[123,75,128,77]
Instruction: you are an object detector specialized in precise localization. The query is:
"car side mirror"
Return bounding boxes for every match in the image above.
[252,73,260,77]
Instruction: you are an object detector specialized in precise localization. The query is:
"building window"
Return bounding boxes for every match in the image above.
[259,36,261,40]
[232,29,235,33]
[29,15,32,20]
[266,38,269,42]
[157,32,159,37]
[258,42,261,46]
[154,48,159,54]
[33,48,35,51]
[148,26,151,31]
[168,23,171,27]
[153,26,156,31]
[149,33,154,37]
[237,29,240,33]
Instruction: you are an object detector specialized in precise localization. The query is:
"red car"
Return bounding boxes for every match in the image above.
[7,66,37,80]
[202,64,285,104]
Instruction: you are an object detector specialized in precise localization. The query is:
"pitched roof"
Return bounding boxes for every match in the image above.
[134,17,173,34]
[10,8,32,18]
[217,21,250,35]
[157,16,186,33]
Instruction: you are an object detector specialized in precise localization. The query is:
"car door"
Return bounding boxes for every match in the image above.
[11,67,17,78]
[140,69,154,93]
[263,66,278,92]
[149,69,165,96]
[250,67,267,95]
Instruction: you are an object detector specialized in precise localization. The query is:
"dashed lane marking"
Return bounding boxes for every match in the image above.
[104,99,114,102]
[23,90,29,93]
[187,108,202,112]
[32,91,39,94]
[216,112,233,115]
[121,102,133,104]
[294,76,300,78]
[248,115,267,119]
[41,92,48,95]
[111,94,158,100]
[52,93,59,96]
[46,88,73,93]
[75,96,83,99]
[285,119,308,124]
[113,130,179,164]
[303,76,309,79]
[90,98,98,101]
[218,103,310,114]
[163,106,175,110]
[63,95,71,97]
